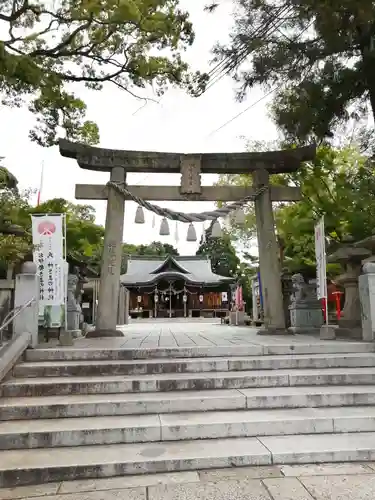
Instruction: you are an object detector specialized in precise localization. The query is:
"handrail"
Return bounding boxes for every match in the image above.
[0,297,35,343]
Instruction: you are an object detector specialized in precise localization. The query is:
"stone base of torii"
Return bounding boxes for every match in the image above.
[59,140,315,336]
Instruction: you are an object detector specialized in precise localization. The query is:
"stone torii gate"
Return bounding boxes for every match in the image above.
[59,140,315,335]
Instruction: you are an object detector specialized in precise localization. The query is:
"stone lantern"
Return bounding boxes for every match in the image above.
[328,245,371,338]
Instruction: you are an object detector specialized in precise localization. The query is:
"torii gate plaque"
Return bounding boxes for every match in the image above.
[59,140,315,336]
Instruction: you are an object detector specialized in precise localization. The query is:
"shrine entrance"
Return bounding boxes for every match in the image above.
[59,139,315,336]
[122,255,233,320]
[152,280,186,319]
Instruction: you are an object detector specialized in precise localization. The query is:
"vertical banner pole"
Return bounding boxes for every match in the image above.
[314,215,328,326]
[63,214,68,331]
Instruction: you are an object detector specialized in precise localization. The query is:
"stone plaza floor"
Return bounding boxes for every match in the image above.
[37,318,367,350]
[2,463,375,500]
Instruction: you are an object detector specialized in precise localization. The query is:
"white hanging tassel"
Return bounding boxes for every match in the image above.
[159,217,170,236]
[186,223,197,242]
[174,221,179,243]
[134,205,145,224]
[234,208,246,225]
[211,220,222,238]
[152,214,156,228]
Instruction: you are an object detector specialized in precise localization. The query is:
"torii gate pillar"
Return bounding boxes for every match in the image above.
[253,169,285,331]
[59,139,315,336]
[95,167,126,335]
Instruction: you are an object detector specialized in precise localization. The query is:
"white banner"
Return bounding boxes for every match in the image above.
[314,216,327,299]
[31,215,65,306]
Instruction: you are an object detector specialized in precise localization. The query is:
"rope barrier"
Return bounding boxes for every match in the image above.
[107,181,268,223]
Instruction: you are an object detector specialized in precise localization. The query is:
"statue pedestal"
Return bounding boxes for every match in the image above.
[288,275,323,334]
[289,304,323,333]
[359,263,375,341]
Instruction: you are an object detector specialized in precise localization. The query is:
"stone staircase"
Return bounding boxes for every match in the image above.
[2,341,375,487]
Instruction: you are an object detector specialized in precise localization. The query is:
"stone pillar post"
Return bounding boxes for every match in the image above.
[13,262,39,348]
[252,169,286,332]
[67,274,80,332]
[124,288,129,324]
[92,167,126,337]
[359,262,375,341]
[117,286,125,325]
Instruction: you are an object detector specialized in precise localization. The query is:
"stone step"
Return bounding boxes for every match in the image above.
[3,385,375,420]
[4,367,375,397]
[2,432,375,487]
[2,406,375,449]
[25,341,375,362]
[0,389,246,420]
[14,353,375,378]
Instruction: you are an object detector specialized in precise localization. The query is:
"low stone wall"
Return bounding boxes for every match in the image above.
[0,331,30,386]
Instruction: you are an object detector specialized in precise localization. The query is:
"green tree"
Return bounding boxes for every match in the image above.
[0,190,106,271]
[219,144,375,276]
[0,166,31,268]
[121,241,179,272]
[210,1,375,144]
[31,199,105,271]
[196,229,240,278]
[1,0,207,146]
[122,241,179,257]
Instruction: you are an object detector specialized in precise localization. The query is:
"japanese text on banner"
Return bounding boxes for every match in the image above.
[31,215,65,306]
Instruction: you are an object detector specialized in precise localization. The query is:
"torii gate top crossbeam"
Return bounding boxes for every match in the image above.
[59,139,315,174]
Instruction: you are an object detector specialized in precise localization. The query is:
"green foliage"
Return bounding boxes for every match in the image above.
[196,229,240,278]
[236,259,257,311]
[218,143,375,276]
[31,199,105,271]
[0,183,105,269]
[0,165,32,265]
[0,166,18,191]
[123,241,179,257]
[121,241,179,273]
[0,0,207,146]
[196,229,257,310]
[212,0,375,144]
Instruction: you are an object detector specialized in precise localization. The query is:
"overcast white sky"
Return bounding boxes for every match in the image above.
[0,1,278,256]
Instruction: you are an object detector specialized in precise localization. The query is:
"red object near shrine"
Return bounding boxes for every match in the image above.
[235,286,244,311]
[323,282,343,321]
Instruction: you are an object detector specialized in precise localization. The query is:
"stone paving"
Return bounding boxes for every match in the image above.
[2,463,375,499]
[37,319,366,349]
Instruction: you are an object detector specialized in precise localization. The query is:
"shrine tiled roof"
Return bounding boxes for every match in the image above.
[120,255,234,286]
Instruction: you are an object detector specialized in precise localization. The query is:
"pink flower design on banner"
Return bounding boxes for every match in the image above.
[38,221,56,236]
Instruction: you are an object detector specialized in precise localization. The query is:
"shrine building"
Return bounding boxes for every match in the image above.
[120,255,235,319]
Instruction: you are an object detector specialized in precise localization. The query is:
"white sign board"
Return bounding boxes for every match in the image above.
[31,215,65,307]
[221,292,228,302]
[314,217,327,299]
